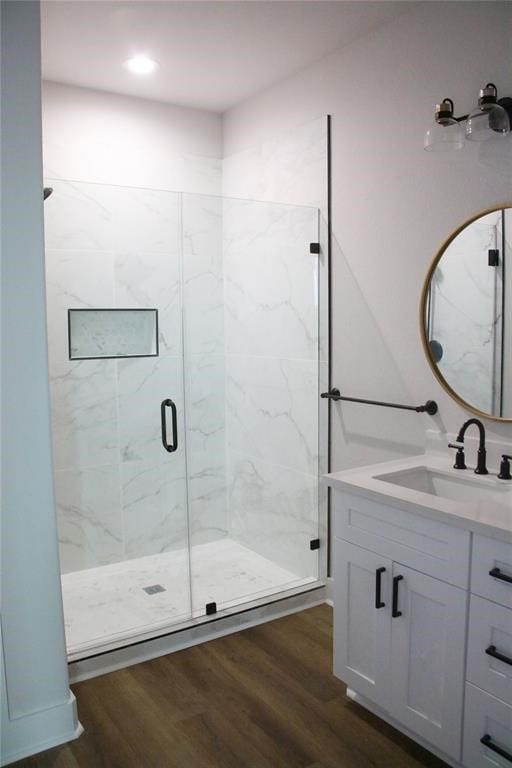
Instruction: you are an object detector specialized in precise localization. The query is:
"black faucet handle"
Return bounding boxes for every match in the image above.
[475,446,489,475]
[498,455,512,480]
[448,442,466,470]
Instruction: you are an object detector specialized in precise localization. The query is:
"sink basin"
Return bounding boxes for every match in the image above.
[373,466,510,504]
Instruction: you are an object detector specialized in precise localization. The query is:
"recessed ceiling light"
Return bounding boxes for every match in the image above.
[124,55,159,76]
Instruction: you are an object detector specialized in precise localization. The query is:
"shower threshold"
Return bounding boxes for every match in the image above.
[61,538,318,660]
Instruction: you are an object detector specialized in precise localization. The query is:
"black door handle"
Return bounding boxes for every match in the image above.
[481,734,512,763]
[375,567,386,609]
[392,575,403,618]
[489,567,512,584]
[161,398,178,453]
[485,645,512,667]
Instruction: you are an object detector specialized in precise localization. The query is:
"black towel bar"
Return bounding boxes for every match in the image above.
[320,388,438,415]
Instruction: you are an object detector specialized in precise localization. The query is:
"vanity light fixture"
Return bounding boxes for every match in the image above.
[424,83,512,151]
[123,55,159,76]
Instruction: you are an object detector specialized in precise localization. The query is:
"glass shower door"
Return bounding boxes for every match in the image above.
[183,194,321,619]
[44,179,192,657]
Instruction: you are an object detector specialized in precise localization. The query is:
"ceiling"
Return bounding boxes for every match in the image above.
[41,1,416,113]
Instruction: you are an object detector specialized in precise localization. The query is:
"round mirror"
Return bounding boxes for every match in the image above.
[420,205,512,422]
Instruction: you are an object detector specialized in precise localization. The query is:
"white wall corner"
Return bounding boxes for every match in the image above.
[1,1,80,763]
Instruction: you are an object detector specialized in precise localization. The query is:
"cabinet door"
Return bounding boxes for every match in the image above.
[389,563,467,761]
[333,539,391,709]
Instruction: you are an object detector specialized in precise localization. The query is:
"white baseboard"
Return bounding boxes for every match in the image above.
[1,693,82,767]
[325,576,334,606]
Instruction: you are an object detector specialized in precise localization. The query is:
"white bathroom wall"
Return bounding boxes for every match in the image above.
[1,3,79,764]
[42,81,222,194]
[223,1,512,469]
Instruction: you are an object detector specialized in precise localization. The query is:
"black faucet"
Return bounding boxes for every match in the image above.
[455,418,488,475]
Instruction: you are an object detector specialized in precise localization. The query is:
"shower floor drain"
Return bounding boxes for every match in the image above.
[142,584,166,595]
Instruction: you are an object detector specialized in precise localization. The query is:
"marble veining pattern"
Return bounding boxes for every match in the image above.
[121,459,188,559]
[182,194,224,356]
[55,465,124,573]
[61,539,316,656]
[222,192,321,576]
[225,355,319,476]
[228,453,319,578]
[49,358,119,472]
[223,198,319,360]
[44,179,182,253]
[222,116,328,212]
[221,117,328,582]
[114,250,181,357]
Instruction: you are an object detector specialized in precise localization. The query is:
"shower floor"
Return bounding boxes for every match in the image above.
[61,538,316,658]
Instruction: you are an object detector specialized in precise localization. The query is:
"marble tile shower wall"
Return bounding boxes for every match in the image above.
[223,198,320,579]
[182,194,227,548]
[44,118,327,580]
[222,117,328,579]
[44,181,228,574]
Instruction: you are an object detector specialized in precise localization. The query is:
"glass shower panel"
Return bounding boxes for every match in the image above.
[44,179,192,657]
[183,194,321,618]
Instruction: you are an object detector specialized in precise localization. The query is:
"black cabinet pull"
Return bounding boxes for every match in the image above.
[161,398,178,453]
[392,575,403,618]
[375,567,386,609]
[489,567,512,585]
[485,645,512,667]
[481,734,512,763]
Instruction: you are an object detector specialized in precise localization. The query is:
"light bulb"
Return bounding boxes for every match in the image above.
[124,55,159,76]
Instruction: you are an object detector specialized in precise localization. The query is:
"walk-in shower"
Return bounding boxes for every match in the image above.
[43,178,327,660]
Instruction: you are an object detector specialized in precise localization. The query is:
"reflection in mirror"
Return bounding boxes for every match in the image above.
[422,206,512,421]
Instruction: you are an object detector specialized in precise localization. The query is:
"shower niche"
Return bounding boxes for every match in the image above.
[68,308,159,359]
[44,178,328,660]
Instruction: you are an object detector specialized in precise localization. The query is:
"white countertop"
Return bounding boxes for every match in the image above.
[323,453,512,543]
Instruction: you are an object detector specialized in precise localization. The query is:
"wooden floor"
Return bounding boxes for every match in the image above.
[11,605,448,768]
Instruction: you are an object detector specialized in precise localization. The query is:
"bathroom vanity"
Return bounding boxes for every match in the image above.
[325,453,512,768]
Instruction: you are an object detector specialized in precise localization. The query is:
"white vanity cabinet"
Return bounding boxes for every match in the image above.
[326,453,512,768]
[333,491,470,764]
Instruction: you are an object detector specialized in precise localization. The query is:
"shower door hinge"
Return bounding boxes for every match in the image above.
[309,242,320,254]
[205,602,217,615]
[488,249,500,266]
[310,538,320,550]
